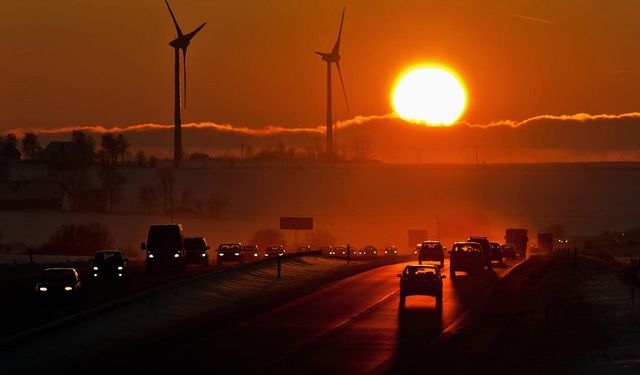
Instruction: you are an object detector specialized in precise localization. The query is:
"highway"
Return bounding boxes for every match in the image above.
[114,258,521,374]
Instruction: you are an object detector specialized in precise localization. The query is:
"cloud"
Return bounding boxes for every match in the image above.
[506,13,555,25]
[6,112,640,163]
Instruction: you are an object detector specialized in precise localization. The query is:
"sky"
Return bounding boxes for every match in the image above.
[1,0,640,161]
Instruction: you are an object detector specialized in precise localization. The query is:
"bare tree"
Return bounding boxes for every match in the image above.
[21,132,41,160]
[98,162,126,213]
[139,185,159,214]
[72,130,96,162]
[101,134,118,165]
[135,150,147,167]
[157,168,174,214]
[115,134,130,164]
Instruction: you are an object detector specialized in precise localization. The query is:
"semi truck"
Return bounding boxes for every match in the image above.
[505,228,528,257]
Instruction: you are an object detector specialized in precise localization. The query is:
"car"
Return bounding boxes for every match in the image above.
[184,237,210,266]
[384,246,398,256]
[397,264,444,308]
[35,268,82,297]
[359,245,378,256]
[90,250,128,278]
[489,241,504,263]
[297,245,311,252]
[413,243,421,255]
[320,246,333,255]
[449,241,485,278]
[467,236,493,269]
[501,243,516,259]
[264,245,286,257]
[141,224,186,271]
[418,241,445,267]
[242,244,261,259]
[217,243,243,264]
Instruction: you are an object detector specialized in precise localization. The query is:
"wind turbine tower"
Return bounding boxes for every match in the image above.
[164,0,206,167]
[316,7,349,159]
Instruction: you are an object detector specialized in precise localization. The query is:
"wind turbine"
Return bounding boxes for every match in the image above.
[316,7,349,159]
[164,0,206,168]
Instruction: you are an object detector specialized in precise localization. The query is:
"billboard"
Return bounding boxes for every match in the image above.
[280,217,313,230]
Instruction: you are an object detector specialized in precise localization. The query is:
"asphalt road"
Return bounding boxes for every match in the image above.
[119,258,521,374]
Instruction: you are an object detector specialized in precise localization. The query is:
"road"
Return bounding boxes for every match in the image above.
[116,258,521,374]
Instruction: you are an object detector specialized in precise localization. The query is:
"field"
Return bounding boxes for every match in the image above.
[3,162,640,255]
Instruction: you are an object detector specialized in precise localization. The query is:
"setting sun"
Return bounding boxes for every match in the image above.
[392,66,467,126]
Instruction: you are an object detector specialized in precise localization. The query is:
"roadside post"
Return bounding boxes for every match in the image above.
[277,255,282,278]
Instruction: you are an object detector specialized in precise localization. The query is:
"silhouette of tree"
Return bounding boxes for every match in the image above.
[100,134,118,165]
[2,133,18,147]
[139,184,159,214]
[305,229,338,248]
[40,222,113,256]
[115,134,130,164]
[157,168,174,214]
[98,162,126,213]
[71,130,96,162]
[21,132,41,160]
[135,150,147,167]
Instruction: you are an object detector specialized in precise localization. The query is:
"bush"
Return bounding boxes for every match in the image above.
[40,222,113,255]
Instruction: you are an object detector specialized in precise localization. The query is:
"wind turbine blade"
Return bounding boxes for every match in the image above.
[336,61,350,114]
[331,7,345,55]
[164,0,183,37]
[186,23,207,40]
[182,48,187,108]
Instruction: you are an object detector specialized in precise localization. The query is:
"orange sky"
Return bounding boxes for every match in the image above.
[1,0,639,133]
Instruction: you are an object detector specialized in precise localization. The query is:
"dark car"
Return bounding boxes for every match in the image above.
[468,236,493,269]
[242,245,260,259]
[35,268,82,297]
[90,250,128,278]
[501,243,516,259]
[217,243,243,264]
[418,241,445,267]
[264,245,286,257]
[359,245,378,256]
[384,246,398,256]
[449,242,485,278]
[398,264,444,308]
[184,237,210,266]
[141,224,186,271]
[489,241,504,263]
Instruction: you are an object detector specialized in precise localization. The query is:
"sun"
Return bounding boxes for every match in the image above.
[392,65,467,126]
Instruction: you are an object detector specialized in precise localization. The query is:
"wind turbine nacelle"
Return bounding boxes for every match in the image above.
[170,38,190,49]
[316,52,340,63]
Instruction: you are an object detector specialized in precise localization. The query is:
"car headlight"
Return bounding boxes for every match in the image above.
[219,253,224,256]
[117,266,123,270]
[38,286,47,292]
[254,253,258,257]
[93,273,98,277]
[118,273,123,277]
[148,254,154,258]
[234,253,240,256]
[174,253,180,258]
[201,253,207,257]
[93,266,99,270]
[64,286,73,291]
[264,253,269,256]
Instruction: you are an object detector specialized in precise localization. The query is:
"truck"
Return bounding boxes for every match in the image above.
[505,228,528,258]
[141,224,186,271]
[538,232,554,253]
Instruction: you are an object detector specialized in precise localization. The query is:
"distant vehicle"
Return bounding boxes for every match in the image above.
[398,264,444,308]
[35,268,82,297]
[449,242,485,279]
[217,243,243,264]
[184,237,210,266]
[242,245,260,259]
[297,246,311,252]
[384,246,398,256]
[538,232,554,253]
[359,245,378,256]
[141,224,186,271]
[489,241,504,263]
[264,245,286,257]
[319,246,333,255]
[418,241,445,267]
[90,250,127,278]
[501,243,516,259]
[467,236,493,268]
[505,228,528,257]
